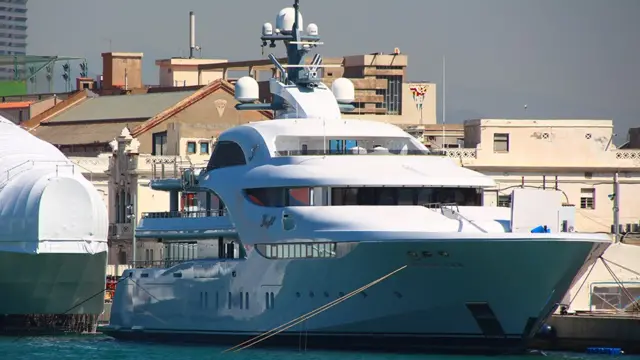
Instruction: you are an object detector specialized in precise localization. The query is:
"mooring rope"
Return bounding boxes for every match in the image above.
[223,264,408,353]
[566,257,599,308]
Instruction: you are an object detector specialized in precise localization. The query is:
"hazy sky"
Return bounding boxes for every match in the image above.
[28,0,639,141]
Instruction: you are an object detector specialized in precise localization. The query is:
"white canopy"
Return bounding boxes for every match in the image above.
[0,117,108,254]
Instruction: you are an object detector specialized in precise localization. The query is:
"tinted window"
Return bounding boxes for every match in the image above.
[245,188,312,207]
[331,187,482,206]
[207,141,246,170]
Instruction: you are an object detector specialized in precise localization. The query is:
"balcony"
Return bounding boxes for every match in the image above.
[136,210,236,240]
[148,166,208,192]
[614,149,640,161]
[443,148,477,159]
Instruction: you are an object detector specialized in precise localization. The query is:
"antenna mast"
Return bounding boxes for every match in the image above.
[189,11,196,59]
[235,0,355,114]
[442,55,446,150]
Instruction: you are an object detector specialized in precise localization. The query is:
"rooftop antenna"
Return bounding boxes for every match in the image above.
[189,11,196,59]
[441,55,446,151]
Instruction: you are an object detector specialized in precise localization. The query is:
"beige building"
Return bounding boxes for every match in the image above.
[155,58,227,88]
[446,119,640,233]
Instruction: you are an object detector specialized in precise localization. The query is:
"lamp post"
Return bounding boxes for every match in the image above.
[126,191,137,268]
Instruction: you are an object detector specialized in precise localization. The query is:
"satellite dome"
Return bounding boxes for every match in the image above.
[262,22,273,36]
[331,78,355,104]
[306,23,318,36]
[235,76,259,103]
[276,7,303,34]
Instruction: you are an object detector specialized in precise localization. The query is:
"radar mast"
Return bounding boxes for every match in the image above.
[235,0,355,116]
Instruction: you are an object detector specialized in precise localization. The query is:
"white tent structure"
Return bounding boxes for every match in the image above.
[0,116,108,315]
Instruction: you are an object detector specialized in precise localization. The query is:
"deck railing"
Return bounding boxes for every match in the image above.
[141,209,227,219]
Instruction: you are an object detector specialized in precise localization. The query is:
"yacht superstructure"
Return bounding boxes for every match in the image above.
[102,1,611,353]
[0,116,108,330]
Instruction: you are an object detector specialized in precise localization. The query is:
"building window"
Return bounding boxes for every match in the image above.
[580,188,595,209]
[187,141,196,154]
[200,142,210,154]
[493,133,510,152]
[380,75,403,115]
[152,131,168,156]
[497,195,511,207]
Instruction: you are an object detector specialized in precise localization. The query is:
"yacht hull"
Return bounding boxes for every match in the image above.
[0,251,108,315]
[103,237,609,353]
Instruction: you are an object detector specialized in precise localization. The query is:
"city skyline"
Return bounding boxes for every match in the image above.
[26,0,640,139]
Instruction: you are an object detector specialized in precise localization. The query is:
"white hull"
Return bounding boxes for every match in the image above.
[0,251,108,315]
[104,236,609,352]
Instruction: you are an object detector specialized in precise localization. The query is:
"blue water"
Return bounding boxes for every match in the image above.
[0,335,630,360]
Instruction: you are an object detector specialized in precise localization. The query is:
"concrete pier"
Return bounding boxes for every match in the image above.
[532,313,640,353]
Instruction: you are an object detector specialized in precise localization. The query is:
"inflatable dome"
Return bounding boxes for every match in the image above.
[0,117,108,254]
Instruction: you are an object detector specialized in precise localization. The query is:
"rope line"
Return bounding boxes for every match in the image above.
[600,258,640,311]
[567,258,598,308]
[223,264,408,353]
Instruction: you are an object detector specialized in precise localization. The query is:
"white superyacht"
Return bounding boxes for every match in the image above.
[102,1,611,353]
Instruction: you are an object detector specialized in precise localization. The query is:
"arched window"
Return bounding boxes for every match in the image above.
[206,141,247,171]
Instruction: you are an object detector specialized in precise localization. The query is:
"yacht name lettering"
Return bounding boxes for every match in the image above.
[260,214,276,228]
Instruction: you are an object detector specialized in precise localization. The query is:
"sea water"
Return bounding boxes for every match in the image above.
[0,334,628,360]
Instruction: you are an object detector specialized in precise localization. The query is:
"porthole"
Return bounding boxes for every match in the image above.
[422,251,432,258]
[324,291,329,297]
[439,251,449,257]
[295,292,301,298]
[394,291,403,299]
[407,251,418,258]
[309,291,315,298]
[338,292,345,298]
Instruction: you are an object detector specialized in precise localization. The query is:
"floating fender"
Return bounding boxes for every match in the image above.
[586,347,624,355]
[536,323,557,339]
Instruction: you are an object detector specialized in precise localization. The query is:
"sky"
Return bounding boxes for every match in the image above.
[27,0,640,142]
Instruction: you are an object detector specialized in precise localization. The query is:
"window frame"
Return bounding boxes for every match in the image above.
[186,141,197,154]
[199,141,210,154]
[493,133,510,153]
[580,188,595,209]
[152,131,168,156]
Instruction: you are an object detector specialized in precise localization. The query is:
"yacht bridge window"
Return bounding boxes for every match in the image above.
[245,186,482,207]
[274,136,430,156]
[206,140,246,171]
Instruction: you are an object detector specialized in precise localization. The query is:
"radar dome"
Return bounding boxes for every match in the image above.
[276,7,303,34]
[235,76,259,103]
[331,78,355,104]
[262,22,273,36]
[307,23,318,36]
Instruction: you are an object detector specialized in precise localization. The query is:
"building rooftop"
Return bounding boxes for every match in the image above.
[30,121,144,146]
[464,118,613,128]
[48,91,196,123]
[0,101,33,109]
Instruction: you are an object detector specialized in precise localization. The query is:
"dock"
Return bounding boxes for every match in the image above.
[532,312,640,353]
